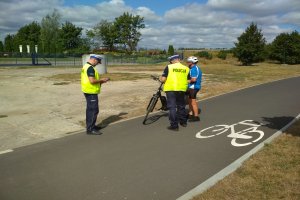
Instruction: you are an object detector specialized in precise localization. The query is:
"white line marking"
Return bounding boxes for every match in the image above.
[176,113,300,200]
[0,149,14,155]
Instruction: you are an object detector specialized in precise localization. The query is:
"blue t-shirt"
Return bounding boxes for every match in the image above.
[188,65,202,90]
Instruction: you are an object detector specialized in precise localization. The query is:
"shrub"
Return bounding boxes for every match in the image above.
[217,51,227,60]
[269,31,300,64]
[194,51,213,60]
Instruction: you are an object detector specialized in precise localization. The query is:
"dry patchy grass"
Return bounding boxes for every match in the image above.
[193,120,300,200]
[198,62,300,99]
[48,62,300,99]
[48,72,150,83]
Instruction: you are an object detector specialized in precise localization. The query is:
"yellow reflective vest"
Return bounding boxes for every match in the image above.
[163,62,189,92]
[81,63,101,94]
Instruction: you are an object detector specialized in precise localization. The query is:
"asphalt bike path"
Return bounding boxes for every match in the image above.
[1,77,299,200]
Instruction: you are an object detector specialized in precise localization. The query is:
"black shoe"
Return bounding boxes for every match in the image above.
[189,116,200,122]
[167,126,179,131]
[187,114,193,119]
[180,122,187,127]
[94,125,102,130]
[86,129,102,135]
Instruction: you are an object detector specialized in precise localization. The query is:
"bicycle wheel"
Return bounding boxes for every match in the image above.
[196,125,229,138]
[160,96,168,111]
[143,95,159,124]
[231,128,264,147]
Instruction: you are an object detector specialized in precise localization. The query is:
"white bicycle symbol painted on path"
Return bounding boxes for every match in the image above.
[196,120,265,147]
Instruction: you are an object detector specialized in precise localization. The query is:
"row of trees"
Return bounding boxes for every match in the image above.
[1,10,88,54]
[0,10,145,55]
[234,23,300,65]
[1,12,299,64]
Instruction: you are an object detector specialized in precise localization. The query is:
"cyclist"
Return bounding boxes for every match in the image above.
[186,56,202,122]
[160,55,190,131]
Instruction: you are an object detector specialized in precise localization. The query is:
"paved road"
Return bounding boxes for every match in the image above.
[1,77,299,200]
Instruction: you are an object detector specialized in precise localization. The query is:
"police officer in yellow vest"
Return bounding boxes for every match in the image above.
[81,54,109,135]
[160,55,190,131]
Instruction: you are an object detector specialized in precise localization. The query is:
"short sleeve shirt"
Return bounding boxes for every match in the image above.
[162,66,169,77]
[86,62,95,77]
[188,65,202,90]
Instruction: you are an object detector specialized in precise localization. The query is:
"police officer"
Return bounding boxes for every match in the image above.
[81,54,109,135]
[160,55,190,131]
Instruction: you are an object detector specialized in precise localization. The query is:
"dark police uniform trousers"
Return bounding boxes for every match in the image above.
[166,91,187,128]
[84,93,99,132]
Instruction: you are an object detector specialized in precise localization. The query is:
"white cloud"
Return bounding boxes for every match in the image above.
[207,0,300,16]
[0,0,299,48]
[135,7,162,23]
[139,0,299,48]
[281,12,300,26]
[0,0,62,38]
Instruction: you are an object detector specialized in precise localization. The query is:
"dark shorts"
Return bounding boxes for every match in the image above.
[188,89,200,99]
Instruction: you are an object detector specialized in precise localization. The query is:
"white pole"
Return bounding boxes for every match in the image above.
[35,45,38,53]
[19,45,22,53]
[27,45,30,53]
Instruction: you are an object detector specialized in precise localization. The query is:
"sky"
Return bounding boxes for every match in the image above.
[0,0,299,49]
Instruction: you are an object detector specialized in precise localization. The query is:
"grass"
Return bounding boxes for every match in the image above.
[192,120,300,200]
[198,62,300,99]
[48,72,150,83]
[47,61,300,99]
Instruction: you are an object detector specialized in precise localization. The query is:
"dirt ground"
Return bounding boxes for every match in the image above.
[0,66,209,151]
[1,63,299,151]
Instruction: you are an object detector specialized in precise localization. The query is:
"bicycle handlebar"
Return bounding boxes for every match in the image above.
[151,75,160,81]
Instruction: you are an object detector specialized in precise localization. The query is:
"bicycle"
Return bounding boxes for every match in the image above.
[195,120,265,147]
[142,75,168,125]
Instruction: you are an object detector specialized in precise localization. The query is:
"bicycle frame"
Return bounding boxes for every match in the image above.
[143,75,168,124]
[226,120,261,140]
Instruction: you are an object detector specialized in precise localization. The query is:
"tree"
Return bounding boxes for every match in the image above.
[0,41,4,52]
[14,21,41,53]
[40,10,61,53]
[4,34,15,52]
[114,12,145,52]
[59,21,83,53]
[77,37,91,53]
[234,23,266,65]
[270,31,300,64]
[89,12,145,52]
[168,45,175,55]
[89,20,118,51]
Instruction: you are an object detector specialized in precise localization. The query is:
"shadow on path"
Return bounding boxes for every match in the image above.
[97,112,128,129]
[143,112,168,125]
[262,116,299,137]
